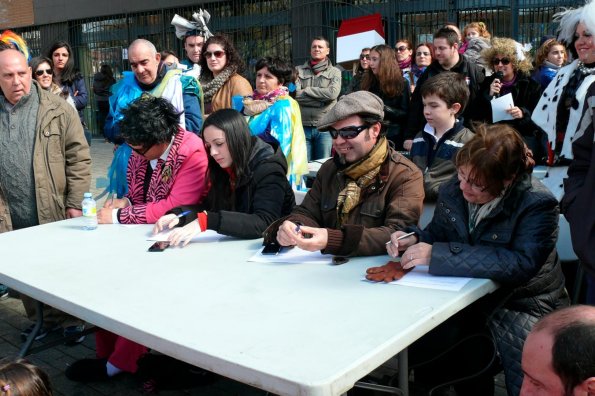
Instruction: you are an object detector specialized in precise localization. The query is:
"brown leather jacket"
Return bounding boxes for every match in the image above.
[0,82,91,233]
[209,73,252,113]
[264,147,424,256]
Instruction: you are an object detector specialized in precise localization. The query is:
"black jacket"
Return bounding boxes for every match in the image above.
[367,80,410,148]
[406,57,485,139]
[414,174,568,394]
[476,73,546,162]
[561,83,595,277]
[174,138,295,239]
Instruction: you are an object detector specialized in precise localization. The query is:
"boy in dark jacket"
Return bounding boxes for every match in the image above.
[409,72,473,201]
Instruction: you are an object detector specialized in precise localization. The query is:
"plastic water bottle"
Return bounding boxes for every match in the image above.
[81,192,98,230]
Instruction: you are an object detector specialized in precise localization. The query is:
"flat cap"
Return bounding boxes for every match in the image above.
[317,91,384,131]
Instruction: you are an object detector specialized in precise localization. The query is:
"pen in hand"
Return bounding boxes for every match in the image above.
[385,231,416,246]
[177,210,191,218]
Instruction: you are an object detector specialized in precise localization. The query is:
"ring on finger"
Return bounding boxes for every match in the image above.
[410,254,413,261]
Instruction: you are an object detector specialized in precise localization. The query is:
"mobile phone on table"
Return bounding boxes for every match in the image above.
[261,243,282,255]
[148,241,170,252]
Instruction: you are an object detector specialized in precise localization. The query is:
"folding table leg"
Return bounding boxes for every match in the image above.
[398,349,409,396]
[18,300,44,357]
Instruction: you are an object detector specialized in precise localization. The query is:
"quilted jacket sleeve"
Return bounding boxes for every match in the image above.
[424,182,559,286]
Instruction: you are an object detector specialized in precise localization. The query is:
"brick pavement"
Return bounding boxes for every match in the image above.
[0,140,508,395]
[0,140,265,396]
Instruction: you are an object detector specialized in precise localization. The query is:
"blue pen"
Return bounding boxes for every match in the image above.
[177,210,191,218]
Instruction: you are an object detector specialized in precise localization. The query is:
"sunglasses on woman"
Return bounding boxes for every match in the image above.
[396,46,409,52]
[492,57,511,66]
[328,124,370,140]
[35,68,53,76]
[204,50,225,59]
[360,54,370,60]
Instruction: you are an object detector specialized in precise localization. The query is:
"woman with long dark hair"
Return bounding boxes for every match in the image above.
[361,44,410,149]
[30,56,75,108]
[47,40,88,128]
[198,34,252,114]
[153,108,295,243]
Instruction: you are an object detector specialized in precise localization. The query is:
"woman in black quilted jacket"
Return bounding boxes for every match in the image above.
[367,124,568,396]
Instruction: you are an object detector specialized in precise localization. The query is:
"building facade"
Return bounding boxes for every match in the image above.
[2,0,574,136]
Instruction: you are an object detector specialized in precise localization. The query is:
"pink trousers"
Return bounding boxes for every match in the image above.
[95,329,148,373]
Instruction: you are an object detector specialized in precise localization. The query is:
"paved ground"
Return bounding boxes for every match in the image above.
[0,140,508,395]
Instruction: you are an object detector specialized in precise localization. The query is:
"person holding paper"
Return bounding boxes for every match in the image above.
[264,91,424,257]
[153,108,295,243]
[476,37,545,163]
[367,124,568,395]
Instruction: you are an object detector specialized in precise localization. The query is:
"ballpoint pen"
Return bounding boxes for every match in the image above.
[385,231,416,245]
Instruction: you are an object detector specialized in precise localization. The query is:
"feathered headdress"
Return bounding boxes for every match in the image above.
[171,9,213,40]
[0,30,30,61]
[555,0,595,46]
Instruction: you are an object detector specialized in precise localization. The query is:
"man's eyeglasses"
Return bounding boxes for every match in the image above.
[328,124,370,140]
[457,170,488,192]
[492,57,511,66]
[416,51,430,56]
[204,50,225,59]
[396,46,409,52]
[360,54,370,60]
[35,68,53,76]
[131,144,152,156]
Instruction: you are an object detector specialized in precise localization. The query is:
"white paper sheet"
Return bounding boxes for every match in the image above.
[147,229,228,243]
[391,265,472,291]
[490,93,515,122]
[363,265,473,291]
[248,247,332,264]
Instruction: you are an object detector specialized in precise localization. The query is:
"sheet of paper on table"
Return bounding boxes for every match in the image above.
[387,265,472,291]
[248,247,333,264]
[147,229,228,243]
[491,93,515,122]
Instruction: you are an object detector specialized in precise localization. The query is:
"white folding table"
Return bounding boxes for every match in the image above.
[0,219,497,395]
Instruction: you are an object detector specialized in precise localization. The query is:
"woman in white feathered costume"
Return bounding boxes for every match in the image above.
[531,0,595,200]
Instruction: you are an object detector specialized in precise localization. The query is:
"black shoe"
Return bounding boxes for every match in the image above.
[20,323,60,342]
[65,358,109,382]
[63,325,86,346]
[0,284,8,300]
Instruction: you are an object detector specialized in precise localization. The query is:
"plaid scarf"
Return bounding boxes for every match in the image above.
[336,137,388,226]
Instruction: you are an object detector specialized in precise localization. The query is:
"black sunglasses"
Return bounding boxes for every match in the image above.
[396,46,409,52]
[35,68,53,76]
[492,57,511,66]
[328,124,370,140]
[360,54,370,60]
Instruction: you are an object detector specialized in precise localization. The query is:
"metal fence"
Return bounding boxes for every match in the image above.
[12,0,575,137]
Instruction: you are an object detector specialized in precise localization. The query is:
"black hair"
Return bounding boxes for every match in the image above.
[47,40,81,85]
[119,95,181,149]
[198,34,245,81]
[29,56,53,78]
[553,322,595,394]
[201,109,255,211]
[254,57,294,86]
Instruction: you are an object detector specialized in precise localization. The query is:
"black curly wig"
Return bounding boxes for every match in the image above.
[119,95,181,149]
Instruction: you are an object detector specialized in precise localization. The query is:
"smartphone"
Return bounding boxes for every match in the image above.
[148,241,170,252]
[261,243,282,255]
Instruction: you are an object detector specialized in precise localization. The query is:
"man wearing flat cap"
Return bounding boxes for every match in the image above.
[264,91,424,256]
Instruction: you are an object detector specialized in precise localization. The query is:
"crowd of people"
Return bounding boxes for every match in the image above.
[0,0,595,394]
